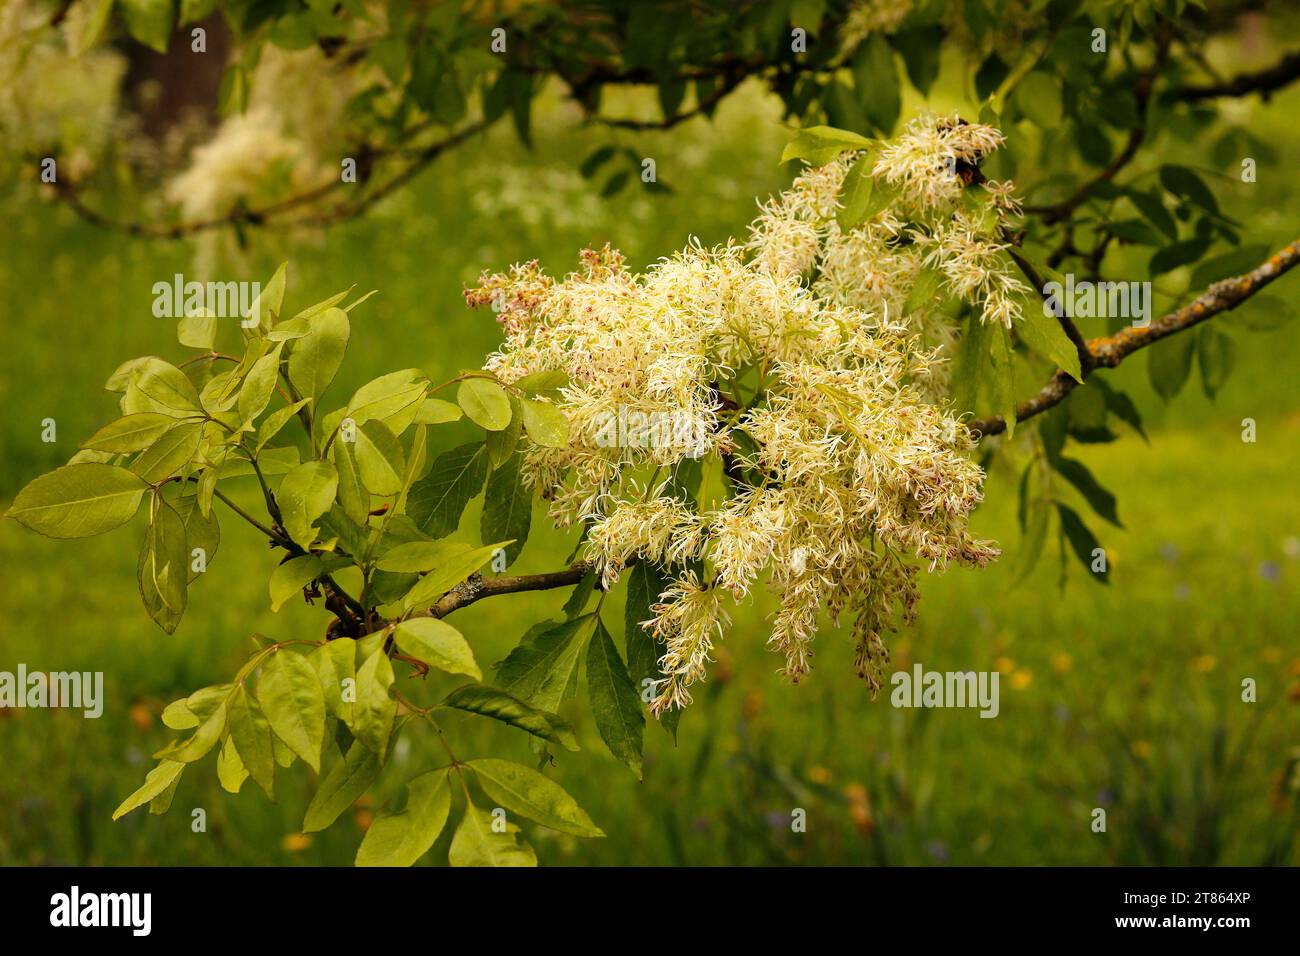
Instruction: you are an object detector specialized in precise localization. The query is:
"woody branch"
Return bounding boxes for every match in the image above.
[968,237,1300,438]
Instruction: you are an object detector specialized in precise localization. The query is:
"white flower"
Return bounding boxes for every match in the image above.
[468,112,1020,708]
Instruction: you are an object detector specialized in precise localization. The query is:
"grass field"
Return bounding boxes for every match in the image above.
[1,83,1297,866]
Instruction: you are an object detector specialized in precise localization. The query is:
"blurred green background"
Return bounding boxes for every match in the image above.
[1,60,1298,866]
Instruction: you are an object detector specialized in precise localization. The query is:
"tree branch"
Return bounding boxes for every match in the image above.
[1023,31,1171,225]
[595,70,746,130]
[1174,49,1300,102]
[212,485,366,628]
[968,237,1300,438]
[49,122,487,239]
[422,561,594,619]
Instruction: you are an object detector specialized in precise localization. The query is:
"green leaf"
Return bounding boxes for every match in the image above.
[1128,189,1178,241]
[600,169,630,197]
[177,491,220,582]
[82,413,175,454]
[7,463,146,538]
[120,0,174,52]
[1197,325,1236,400]
[105,356,153,393]
[1149,237,1210,277]
[836,151,876,231]
[457,377,513,431]
[186,684,230,721]
[258,649,326,772]
[780,125,873,166]
[948,314,988,414]
[440,684,578,751]
[304,740,381,833]
[345,370,428,433]
[485,395,522,469]
[988,322,1018,438]
[332,435,369,525]
[269,554,323,612]
[512,369,569,399]
[407,442,488,537]
[256,398,312,455]
[1017,304,1084,382]
[625,561,667,697]
[168,700,227,763]
[1189,244,1269,290]
[177,311,217,350]
[278,459,338,547]
[311,638,356,729]
[480,455,531,567]
[903,264,945,315]
[1105,218,1162,245]
[467,759,604,837]
[350,419,406,496]
[132,421,202,484]
[218,444,300,479]
[1147,331,1196,401]
[1223,293,1295,333]
[579,145,618,179]
[354,646,396,757]
[1159,164,1219,214]
[399,421,427,513]
[393,618,481,680]
[113,761,185,820]
[413,397,462,424]
[217,736,248,794]
[356,769,452,867]
[374,540,469,573]
[1056,503,1108,586]
[497,615,596,714]
[248,262,288,333]
[162,698,198,730]
[228,684,275,798]
[70,0,115,55]
[400,541,507,612]
[138,497,188,633]
[130,358,202,415]
[449,801,537,867]
[1015,485,1051,583]
[1092,379,1148,442]
[519,398,568,448]
[854,34,900,135]
[288,307,350,402]
[1053,456,1122,527]
[149,764,183,814]
[238,348,282,425]
[586,618,645,778]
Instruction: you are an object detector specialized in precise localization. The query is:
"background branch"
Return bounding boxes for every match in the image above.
[1175,49,1300,101]
[50,122,487,238]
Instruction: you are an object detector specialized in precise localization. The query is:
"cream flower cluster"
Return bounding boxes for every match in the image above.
[468,114,1018,713]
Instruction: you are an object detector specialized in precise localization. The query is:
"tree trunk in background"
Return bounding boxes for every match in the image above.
[119,14,232,141]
